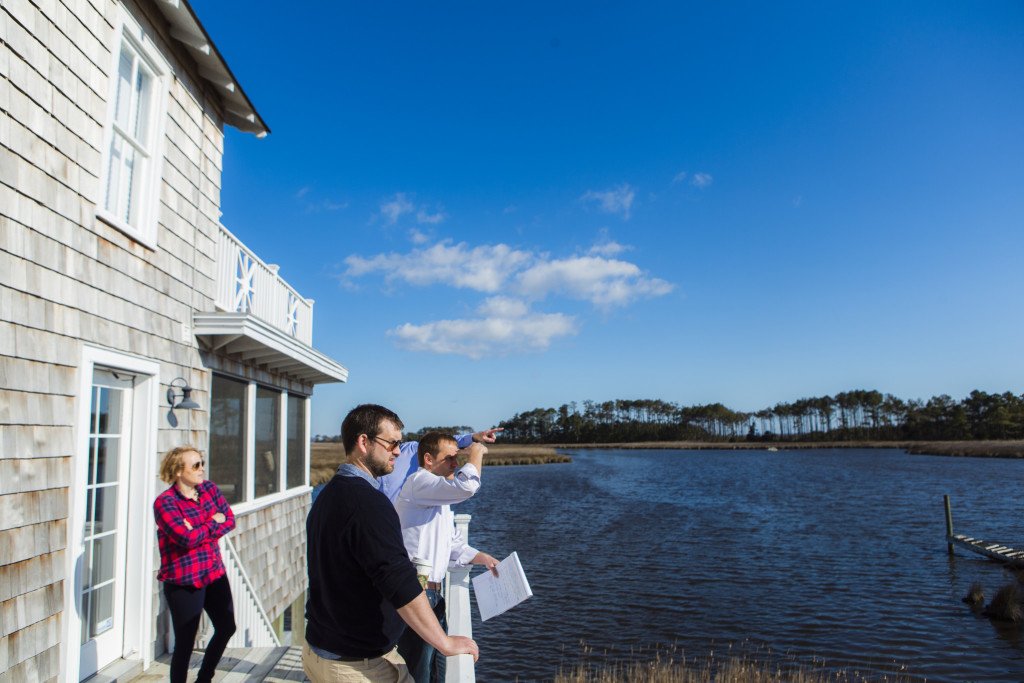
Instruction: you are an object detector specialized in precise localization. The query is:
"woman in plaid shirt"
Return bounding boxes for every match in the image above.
[154,445,236,683]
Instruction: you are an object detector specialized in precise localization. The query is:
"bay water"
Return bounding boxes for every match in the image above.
[458,448,1024,681]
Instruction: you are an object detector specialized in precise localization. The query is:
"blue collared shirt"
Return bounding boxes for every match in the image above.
[377,434,474,503]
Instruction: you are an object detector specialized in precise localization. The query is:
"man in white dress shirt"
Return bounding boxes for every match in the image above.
[394,432,499,683]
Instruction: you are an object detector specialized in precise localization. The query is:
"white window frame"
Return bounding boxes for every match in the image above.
[209,373,311,516]
[95,6,170,249]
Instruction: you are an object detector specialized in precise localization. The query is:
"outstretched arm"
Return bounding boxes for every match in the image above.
[472,427,503,443]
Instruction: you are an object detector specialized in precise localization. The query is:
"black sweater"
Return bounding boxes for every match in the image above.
[305,473,422,658]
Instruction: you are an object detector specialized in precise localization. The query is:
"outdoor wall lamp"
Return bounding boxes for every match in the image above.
[167,377,200,411]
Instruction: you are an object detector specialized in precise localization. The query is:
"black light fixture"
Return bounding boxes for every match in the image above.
[167,377,200,411]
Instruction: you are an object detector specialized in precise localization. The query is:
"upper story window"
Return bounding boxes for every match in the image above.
[96,8,169,247]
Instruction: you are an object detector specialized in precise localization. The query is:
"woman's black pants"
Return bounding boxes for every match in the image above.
[163,575,236,683]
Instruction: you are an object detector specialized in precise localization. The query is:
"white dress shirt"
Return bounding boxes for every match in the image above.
[395,464,480,583]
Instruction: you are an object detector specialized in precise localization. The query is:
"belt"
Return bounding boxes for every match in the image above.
[426,581,442,591]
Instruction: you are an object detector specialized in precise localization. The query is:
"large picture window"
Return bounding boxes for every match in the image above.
[209,375,247,504]
[209,374,309,506]
[254,387,281,497]
[286,395,306,489]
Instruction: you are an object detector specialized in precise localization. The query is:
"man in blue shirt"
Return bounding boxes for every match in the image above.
[304,404,479,682]
[378,427,503,503]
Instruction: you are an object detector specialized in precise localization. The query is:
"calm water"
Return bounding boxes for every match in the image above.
[457,449,1024,682]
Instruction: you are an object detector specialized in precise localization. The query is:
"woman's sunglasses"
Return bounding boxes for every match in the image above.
[188,459,205,471]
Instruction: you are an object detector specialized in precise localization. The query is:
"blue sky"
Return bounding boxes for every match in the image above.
[191,1,1024,437]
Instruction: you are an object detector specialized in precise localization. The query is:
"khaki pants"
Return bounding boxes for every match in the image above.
[302,643,413,683]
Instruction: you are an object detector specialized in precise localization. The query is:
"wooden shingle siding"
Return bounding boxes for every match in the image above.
[0,490,68,528]
[0,641,60,683]
[0,520,65,567]
[0,582,63,639]
[0,426,75,461]
[232,493,311,621]
[0,459,70,495]
[0,613,61,675]
[0,551,65,606]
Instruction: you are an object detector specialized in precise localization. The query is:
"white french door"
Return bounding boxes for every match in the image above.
[78,369,135,679]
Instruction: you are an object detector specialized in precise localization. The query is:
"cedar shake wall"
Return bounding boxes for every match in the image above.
[232,492,311,622]
[1,0,308,676]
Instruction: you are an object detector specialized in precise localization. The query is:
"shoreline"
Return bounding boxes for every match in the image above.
[500,440,1024,459]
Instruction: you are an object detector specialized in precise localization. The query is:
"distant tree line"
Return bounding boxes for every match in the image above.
[313,426,473,444]
[494,390,1024,443]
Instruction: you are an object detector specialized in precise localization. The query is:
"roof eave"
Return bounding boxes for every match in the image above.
[153,0,270,137]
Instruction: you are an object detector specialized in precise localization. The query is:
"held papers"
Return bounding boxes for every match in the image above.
[471,551,533,621]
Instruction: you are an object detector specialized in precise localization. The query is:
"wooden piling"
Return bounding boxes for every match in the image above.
[944,495,954,554]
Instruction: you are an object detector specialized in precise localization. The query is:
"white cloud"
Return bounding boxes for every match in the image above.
[477,296,530,318]
[379,193,415,225]
[588,240,630,257]
[517,256,674,307]
[580,184,635,219]
[691,172,713,188]
[343,240,533,292]
[672,171,687,185]
[389,299,578,358]
[295,186,311,199]
[416,209,446,224]
[344,237,673,356]
[408,228,431,245]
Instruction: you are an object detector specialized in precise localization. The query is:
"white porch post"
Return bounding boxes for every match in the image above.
[445,514,475,683]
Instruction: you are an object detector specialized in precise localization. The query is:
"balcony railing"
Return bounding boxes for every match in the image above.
[445,514,476,683]
[214,223,314,345]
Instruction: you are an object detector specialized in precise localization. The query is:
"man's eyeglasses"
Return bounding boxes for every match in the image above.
[371,436,404,451]
[189,459,205,471]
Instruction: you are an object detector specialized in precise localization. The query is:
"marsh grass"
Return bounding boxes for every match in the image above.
[553,643,916,683]
[309,442,572,485]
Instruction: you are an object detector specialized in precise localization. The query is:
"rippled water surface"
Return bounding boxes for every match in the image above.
[457,449,1024,682]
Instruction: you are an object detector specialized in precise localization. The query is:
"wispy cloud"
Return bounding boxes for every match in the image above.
[344,239,672,307]
[589,241,626,260]
[518,256,673,307]
[408,228,431,245]
[691,172,713,188]
[293,186,348,212]
[379,193,415,225]
[672,171,714,189]
[416,208,446,224]
[388,297,578,359]
[344,237,673,357]
[344,241,533,292]
[580,184,635,220]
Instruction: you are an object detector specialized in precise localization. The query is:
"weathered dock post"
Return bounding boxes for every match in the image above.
[944,495,954,555]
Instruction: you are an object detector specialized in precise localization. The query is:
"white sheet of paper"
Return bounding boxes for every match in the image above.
[471,551,533,621]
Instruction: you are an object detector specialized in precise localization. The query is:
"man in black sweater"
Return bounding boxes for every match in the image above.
[303,404,479,682]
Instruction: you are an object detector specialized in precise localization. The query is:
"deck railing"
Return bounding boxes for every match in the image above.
[445,514,476,683]
[214,223,314,345]
[195,536,280,649]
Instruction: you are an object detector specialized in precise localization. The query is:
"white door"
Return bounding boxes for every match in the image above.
[78,369,135,679]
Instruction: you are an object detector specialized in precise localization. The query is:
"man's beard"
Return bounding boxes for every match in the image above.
[367,454,394,478]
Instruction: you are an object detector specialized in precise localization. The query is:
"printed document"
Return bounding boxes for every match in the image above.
[472,551,533,621]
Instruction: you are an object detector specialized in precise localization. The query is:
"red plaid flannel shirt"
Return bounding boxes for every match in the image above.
[154,480,235,587]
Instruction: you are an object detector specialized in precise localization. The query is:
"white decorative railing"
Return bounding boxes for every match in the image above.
[196,536,280,649]
[445,514,475,683]
[215,222,314,345]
